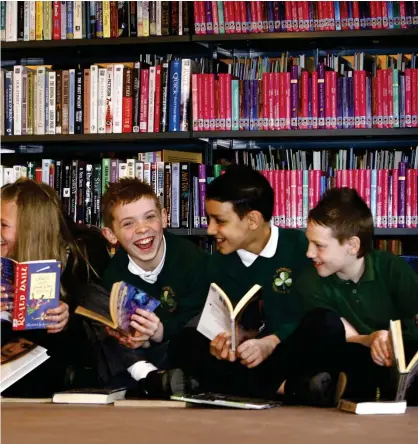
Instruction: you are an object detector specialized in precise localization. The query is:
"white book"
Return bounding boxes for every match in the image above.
[29,0,36,40]
[0,166,3,187]
[48,71,56,134]
[20,166,28,178]
[135,161,144,182]
[112,64,124,134]
[142,1,149,36]
[60,1,66,40]
[13,165,22,181]
[73,1,82,39]
[53,388,126,405]
[13,66,23,136]
[147,66,156,133]
[155,0,161,35]
[126,159,136,179]
[3,168,15,185]
[6,1,17,42]
[42,159,53,185]
[178,1,183,35]
[137,1,143,37]
[105,65,113,134]
[156,161,165,208]
[89,65,98,134]
[97,68,107,134]
[23,1,30,41]
[118,162,127,179]
[339,399,407,415]
[1,338,49,393]
[143,162,151,186]
[36,67,47,135]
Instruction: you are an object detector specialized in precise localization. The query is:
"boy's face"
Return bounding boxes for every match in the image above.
[103,197,167,271]
[305,221,356,278]
[206,200,253,255]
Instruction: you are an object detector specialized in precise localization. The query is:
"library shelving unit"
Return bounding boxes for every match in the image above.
[2,17,418,239]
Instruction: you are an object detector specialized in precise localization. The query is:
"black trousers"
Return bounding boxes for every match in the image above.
[168,309,346,399]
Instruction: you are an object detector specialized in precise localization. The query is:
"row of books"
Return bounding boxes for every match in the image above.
[1,59,199,136]
[192,66,418,131]
[2,53,418,136]
[1,1,190,42]
[3,1,418,42]
[1,158,417,230]
[194,1,418,35]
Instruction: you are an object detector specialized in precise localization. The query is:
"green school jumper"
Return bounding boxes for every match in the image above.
[207,228,310,341]
[297,250,418,342]
[103,232,210,342]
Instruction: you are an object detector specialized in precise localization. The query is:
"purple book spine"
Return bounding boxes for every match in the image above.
[243,80,250,131]
[366,76,372,129]
[205,1,213,34]
[342,77,348,128]
[290,65,299,130]
[337,77,343,129]
[412,1,418,27]
[198,164,208,228]
[347,75,355,128]
[273,1,281,31]
[193,176,200,229]
[318,63,325,129]
[398,162,406,228]
[110,159,118,183]
[308,74,312,129]
[267,1,274,32]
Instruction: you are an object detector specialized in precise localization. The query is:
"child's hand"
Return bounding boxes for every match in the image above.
[369,330,393,367]
[46,301,70,334]
[210,333,236,362]
[0,285,14,312]
[237,335,279,369]
[130,309,163,343]
[105,327,150,349]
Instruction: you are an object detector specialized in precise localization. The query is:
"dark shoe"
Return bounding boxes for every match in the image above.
[141,368,187,399]
[284,372,347,407]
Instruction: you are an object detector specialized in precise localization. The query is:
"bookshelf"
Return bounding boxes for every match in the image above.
[2,2,418,241]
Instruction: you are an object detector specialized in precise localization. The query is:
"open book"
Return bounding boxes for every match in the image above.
[75,281,160,334]
[197,283,263,352]
[1,338,49,392]
[339,319,418,415]
[1,257,61,330]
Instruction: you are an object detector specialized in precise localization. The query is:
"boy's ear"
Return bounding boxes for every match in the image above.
[347,236,361,256]
[246,210,263,230]
[161,208,168,229]
[102,227,119,245]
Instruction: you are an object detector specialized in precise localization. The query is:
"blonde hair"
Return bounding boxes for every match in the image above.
[1,179,90,300]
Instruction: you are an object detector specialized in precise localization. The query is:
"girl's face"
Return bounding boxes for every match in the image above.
[1,199,18,258]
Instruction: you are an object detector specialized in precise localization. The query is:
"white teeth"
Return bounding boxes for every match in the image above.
[216,238,225,243]
[138,238,152,245]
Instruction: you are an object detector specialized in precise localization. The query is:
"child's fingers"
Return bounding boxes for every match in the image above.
[135,309,159,322]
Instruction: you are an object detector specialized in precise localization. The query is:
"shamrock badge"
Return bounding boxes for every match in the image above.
[272,268,293,294]
[160,286,177,312]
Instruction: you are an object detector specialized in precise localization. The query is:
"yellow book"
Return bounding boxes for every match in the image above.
[103,1,111,38]
[35,1,43,40]
[43,1,52,41]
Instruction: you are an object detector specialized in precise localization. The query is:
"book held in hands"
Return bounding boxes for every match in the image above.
[75,281,160,334]
[197,283,263,352]
[1,337,49,392]
[339,319,418,415]
[1,257,61,330]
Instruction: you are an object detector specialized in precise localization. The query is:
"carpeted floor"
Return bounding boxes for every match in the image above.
[2,404,417,444]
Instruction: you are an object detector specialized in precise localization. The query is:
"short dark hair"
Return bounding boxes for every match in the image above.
[308,187,374,258]
[206,165,273,221]
[102,178,161,228]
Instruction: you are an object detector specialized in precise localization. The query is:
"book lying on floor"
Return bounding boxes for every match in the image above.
[171,393,281,410]
[338,399,407,415]
[390,319,418,401]
[1,337,49,392]
[197,283,263,352]
[114,399,187,408]
[52,388,126,404]
[1,257,61,330]
[75,281,160,334]
[0,397,52,403]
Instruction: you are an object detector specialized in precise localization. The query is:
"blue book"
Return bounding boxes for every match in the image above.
[66,1,73,38]
[168,60,182,132]
[75,281,160,334]
[1,258,62,331]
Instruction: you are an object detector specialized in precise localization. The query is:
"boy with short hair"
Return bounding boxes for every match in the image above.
[169,166,347,406]
[95,178,209,398]
[297,187,418,402]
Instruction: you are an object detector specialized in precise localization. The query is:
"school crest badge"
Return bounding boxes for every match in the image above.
[160,286,177,312]
[272,268,293,294]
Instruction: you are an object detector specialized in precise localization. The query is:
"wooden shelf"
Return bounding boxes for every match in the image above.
[194,129,418,140]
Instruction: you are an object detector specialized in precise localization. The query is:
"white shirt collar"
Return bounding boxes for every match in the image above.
[127,236,166,284]
[237,224,279,267]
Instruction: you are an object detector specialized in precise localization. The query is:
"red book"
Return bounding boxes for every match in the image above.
[212,1,219,34]
[154,65,161,133]
[387,69,394,128]
[278,170,286,227]
[240,1,248,33]
[290,1,298,32]
[197,74,204,131]
[122,68,133,133]
[234,1,242,33]
[376,169,383,228]
[255,1,263,33]
[309,170,321,210]
[358,169,365,201]
[284,72,291,130]
[399,1,408,28]
[225,74,232,130]
[297,1,304,31]
[381,1,389,28]
[412,169,418,228]
[262,73,269,130]
[218,74,226,130]
[406,168,413,228]
[375,69,384,128]
[273,170,279,226]
[273,73,279,130]
[296,169,303,228]
[300,71,309,129]
[382,169,389,228]
[285,170,291,227]
[52,1,61,40]
[364,169,371,208]
[405,68,412,127]
[411,69,417,127]
[110,1,118,38]
[311,71,318,129]
[204,74,211,131]
[391,168,399,228]
[285,1,292,32]
[335,169,341,188]
[352,1,360,29]
[224,1,235,34]
[139,69,149,133]
[209,74,216,131]
[327,1,335,30]
[382,69,389,128]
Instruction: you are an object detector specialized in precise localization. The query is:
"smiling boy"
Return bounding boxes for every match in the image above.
[169,166,347,406]
[95,178,209,398]
[297,187,418,402]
